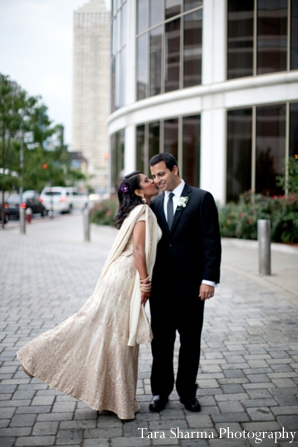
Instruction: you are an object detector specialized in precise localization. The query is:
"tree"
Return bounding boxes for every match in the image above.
[0,74,37,225]
[1,73,88,226]
[276,156,298,195]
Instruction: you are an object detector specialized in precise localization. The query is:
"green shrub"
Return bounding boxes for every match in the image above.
[90,196,119,227]
[218,192,298,243]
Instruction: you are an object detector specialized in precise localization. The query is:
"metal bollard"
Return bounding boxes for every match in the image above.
[258,219,271,276]
[83,208,90,242]
[20,207,26,235]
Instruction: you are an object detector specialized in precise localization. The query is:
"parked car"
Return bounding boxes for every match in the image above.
[0,203,10,223]
[40,187,89,214]
[6,192,47,219]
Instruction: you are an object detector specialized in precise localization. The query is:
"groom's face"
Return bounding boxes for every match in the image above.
[150,161,179,192]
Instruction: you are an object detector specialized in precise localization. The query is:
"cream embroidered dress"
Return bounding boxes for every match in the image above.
[17,204,161,420]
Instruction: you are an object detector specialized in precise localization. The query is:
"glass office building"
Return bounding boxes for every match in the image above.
[108,0,298,203]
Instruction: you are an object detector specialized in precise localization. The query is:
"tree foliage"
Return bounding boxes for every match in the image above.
[0,73,87,223]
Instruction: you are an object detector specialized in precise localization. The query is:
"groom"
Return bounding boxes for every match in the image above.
[149,153,221,412]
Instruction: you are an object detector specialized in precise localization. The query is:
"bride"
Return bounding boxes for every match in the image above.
[17,171,161,421]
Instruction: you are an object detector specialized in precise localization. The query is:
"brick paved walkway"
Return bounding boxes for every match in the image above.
[0,215,297,447]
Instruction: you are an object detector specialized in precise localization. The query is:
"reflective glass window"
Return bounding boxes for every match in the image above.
[164,119,178,160]
[112,18,116,56]
[290,103,298,157]
[150,0,163,27]
[150,26,162,96]
[257,0,288,75]
[117,10,121,52]
[113,0,118,16]
[183,115,200,187]
[115,53,120,110]
[166,0,181,20]
[120,48,126,108]
[227,0,254,79]
[136,125,145,172]
[111,58,116,112]
[137,33,148,100]
[184,9,202,87]
[291,0,298,70]
[227,109,252,202]
[111,133,117,189]
[121,2,127,47]
[149,122,160,160]
[256,105,286,195]
[137,0,148,34]
[110,129,125,190]
[165,18,180,92]
[184,0,202,12]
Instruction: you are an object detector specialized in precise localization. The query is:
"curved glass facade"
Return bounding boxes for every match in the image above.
[227,0,298,80]
[136,0,203,100]
[111,0,127,112]
[227,102,298,202]
[136,114,201,187]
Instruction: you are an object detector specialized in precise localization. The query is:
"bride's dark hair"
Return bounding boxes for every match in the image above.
[114,171,143,229]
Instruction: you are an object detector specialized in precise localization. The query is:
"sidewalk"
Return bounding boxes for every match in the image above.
[0,214,297,447]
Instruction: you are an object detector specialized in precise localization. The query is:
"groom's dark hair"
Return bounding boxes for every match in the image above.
[150,153,179,174]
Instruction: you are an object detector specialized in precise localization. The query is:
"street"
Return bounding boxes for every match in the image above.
[0,213,298,447]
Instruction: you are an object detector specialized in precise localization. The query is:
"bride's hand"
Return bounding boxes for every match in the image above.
[141,291,150,305]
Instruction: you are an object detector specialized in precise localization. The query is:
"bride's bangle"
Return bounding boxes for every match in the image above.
[140,275,150,283]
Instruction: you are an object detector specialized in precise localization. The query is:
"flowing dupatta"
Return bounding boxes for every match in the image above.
[100,204,158,346]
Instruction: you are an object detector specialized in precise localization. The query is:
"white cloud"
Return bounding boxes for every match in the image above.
[0,0,111,146]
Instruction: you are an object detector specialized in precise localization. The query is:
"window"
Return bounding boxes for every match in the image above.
[136,1,203,101]
[137,33,148,100]
[290,103,298,157]
[226,102,298,201]
[184,9,202,87]
[257,0,288,75]
[111,129,125,190]
[227,109,252,202]
[183,115,201,186]
[150,26,162,96]
[165,19,180,92]
[227,0,254,79]
[256,105,286,195]
[135,115,201,187]
[227,0,297,80]
[291,0,298,70]
[136,125,146,172]
[111,1,127,112]
[164,118,179,159]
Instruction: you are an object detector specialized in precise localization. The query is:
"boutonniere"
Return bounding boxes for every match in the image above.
[177,196,189,211]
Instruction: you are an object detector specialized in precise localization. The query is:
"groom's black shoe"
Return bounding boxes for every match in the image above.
[180,396,201,412]
[149,395,168,412]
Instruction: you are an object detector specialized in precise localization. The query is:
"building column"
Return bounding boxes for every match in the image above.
[200,108,226,205]
[202,0,226,85]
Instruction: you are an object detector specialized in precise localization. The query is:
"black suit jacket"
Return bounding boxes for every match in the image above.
[151,183,221,298]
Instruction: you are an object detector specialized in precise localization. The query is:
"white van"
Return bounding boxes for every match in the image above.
[40,187,89,213]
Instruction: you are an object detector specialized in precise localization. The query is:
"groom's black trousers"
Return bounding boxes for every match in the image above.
[149,291,205,399]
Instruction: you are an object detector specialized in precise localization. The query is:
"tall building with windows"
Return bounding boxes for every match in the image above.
[108,0,298,203]
[72,0,110,193]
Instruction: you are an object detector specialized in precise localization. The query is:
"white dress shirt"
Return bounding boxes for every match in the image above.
[164,180,217,288]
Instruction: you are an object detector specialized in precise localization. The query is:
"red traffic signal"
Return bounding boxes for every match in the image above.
[42,163,48,169]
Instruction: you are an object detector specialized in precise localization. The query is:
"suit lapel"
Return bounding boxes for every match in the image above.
[170,183,192,234]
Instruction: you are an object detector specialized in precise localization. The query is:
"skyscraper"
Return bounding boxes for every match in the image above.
[72,0,110,193]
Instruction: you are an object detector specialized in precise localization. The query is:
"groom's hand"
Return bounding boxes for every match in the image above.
[199,284,214,301]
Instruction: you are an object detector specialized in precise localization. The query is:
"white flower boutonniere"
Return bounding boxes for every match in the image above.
[177,196,189,211]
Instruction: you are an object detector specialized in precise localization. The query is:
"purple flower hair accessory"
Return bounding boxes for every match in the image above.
[120,183,129,193]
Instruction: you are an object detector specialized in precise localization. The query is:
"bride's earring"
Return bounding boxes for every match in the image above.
[141,194,147,204]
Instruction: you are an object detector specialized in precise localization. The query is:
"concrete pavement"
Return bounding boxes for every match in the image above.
[0,214,298,447]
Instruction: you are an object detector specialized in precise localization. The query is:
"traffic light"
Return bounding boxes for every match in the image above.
[42,163,48,169]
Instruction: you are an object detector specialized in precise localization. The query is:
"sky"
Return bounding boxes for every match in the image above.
[0,0,111,147]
